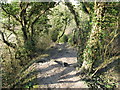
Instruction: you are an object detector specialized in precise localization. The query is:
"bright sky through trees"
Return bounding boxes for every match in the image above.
[6,0,80,5]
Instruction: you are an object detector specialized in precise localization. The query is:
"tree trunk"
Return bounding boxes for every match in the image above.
[80,2,105,73]
[65,2,85,65]
[58,20,67,41]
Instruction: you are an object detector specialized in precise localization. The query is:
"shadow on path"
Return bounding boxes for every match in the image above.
[21,44,85,88]
[42,43,77,60]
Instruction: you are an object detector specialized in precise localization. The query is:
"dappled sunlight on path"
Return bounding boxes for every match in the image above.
[35,43,88,88]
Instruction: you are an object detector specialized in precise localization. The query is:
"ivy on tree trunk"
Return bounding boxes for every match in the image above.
[80,2,105,74]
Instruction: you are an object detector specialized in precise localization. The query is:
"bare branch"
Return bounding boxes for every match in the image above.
[0,30,16,48]
[90,55,120,78]
[19,2,29,26]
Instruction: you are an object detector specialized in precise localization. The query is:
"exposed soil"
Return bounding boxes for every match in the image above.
[35,43,88,88]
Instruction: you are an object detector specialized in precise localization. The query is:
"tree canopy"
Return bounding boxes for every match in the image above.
[0,1,120,89]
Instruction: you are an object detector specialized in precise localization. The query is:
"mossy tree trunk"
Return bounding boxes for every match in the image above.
[80,2,105,73]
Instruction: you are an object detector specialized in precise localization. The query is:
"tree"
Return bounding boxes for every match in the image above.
[79,2,120,80]
[65,2,91,65]
[80,2,106,73]
[0,2,56,87]
[49,4,72,43]
[0,2,56,49]
[65,1,120,76]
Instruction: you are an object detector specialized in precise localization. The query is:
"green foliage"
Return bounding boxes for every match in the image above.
[1,2,120,88]
[24,39,36,52]
[36,34,52,51]
[1,2,55,88]
[68,34,74,45]
[1,3,20,16]
[24,82,34,88]
[1,47,22,87]
[86,75,117,88]
[63,35,68,43]
[59,34,68,43]
[49,4,73,43]
[50,30,59,42]
[80,2,120,88]
[15,39,36,61]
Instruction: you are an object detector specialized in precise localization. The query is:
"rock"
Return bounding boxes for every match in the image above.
[36,58,49,63]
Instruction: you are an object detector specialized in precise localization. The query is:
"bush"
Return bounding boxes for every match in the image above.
[68,35,73,45]
[36,35,52,51]
[62,35,68,43]
[50,30,59,42]
[24,39,36,52]
[59,34,68,43]
[15,39,36,65]
[1,47,22,87]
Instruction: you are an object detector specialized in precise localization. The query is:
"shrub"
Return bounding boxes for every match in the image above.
[36,35,52,51]
[50,30,59,42]
[62,35,68,43]
[68,35,73,45]
[1,47,22,87]
[59,34,68,43]
[24,39,36,52]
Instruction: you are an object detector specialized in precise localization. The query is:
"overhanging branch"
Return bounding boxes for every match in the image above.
[1,5,21,23]
[30,5,53,37]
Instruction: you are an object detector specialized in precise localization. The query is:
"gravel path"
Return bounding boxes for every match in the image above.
[36,43,88,88]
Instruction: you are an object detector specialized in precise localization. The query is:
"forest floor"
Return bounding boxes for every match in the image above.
[35,43,88,88]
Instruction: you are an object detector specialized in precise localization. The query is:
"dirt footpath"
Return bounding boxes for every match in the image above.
[36,43,88,88]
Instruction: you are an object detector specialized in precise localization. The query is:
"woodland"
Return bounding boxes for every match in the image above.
[0,0,120,89]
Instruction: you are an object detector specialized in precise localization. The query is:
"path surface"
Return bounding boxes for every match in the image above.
[36,43,88,88]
